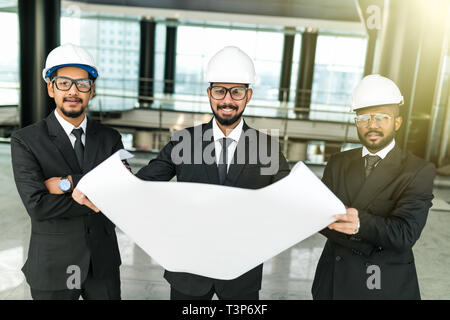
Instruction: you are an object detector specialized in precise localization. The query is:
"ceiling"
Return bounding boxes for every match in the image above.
[73,0,361,22]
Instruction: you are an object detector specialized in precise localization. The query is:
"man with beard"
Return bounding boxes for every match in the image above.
[11,43,123,299]
[312,74,435,299]
[123,46,289,300]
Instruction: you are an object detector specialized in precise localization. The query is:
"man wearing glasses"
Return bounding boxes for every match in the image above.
[11,43,123,299]
[312,74,435,299]
[127,46,290,300]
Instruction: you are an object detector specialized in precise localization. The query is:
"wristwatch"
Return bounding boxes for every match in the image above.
[59,175,72,193]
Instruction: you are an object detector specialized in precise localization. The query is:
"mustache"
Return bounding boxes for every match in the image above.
[217,105,238,110]
[63,97,82,102]
[365,130,384,137]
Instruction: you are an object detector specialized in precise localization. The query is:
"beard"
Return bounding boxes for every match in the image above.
[358,128,396,152]
[59,97,87,118]
[211,103,245,126]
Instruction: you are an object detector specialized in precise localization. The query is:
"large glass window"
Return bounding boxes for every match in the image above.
[0,0,19,106]
[311,34,367,122]
[175,24,283,102]
[61,10,140,111]
[154,23,166,95]
[59,11,367,122]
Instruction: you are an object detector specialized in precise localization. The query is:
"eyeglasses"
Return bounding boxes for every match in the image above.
[355,113,393,128]
[210,86,248,100]
[52,76,93,93]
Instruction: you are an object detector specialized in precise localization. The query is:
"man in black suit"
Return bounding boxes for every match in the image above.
[11,44,123,300]
[93,46,288,300]
[312,74,435,299]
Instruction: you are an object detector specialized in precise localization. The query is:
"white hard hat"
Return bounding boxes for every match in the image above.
[205,46,256,85]
[42,43,99,83]
[351,74,404,111]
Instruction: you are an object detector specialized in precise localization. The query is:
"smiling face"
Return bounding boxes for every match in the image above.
[356,104,402,153]
[207,82,252,129]
[47,66,94,121]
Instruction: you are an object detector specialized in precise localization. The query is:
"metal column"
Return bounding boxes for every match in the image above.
[18,0,60,128]
[139,18,156,107]
[376,0,450,159]
[294,28,318,119]
[278,28,295,104]
[164,20,177,94]
[356,0,385,76]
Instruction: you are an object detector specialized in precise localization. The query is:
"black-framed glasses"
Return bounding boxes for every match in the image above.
[210,86,248,100]
[52,76,93,93]
[355,113,393,128]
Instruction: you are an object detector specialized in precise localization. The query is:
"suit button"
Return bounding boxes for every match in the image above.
[335,256,342,261]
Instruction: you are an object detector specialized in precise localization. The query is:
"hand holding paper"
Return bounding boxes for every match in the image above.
[76,150,345,280]
[72,188,99,213]
[329,208,360,235]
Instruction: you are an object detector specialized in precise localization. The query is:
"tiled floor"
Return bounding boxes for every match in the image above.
[1,143,449,300]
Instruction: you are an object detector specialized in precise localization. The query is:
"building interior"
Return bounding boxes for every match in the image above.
[1,0,450,299]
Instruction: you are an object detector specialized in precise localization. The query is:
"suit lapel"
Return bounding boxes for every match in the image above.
[352,145,403,210]
[202,120,220,184]
[83,119,100,172]
[46,112,82,173]
[343,148,366,205]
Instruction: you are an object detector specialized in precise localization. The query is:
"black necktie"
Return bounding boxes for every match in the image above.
[72,128,85,170]
[218,137,232,185]
[365,154,381,178]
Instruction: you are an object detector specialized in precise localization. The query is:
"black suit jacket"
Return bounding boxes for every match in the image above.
[312,145,435,300]
[136,119,290,297]
[11,111,123,291]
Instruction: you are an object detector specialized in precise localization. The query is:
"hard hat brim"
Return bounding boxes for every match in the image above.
[43,63,98,82]
[351,98,404,111]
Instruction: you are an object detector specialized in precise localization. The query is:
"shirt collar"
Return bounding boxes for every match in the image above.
[362,139,396,159]
[212,117,243,143]
[54,109,87,136]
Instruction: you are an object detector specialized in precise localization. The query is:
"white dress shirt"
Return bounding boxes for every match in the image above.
[212,117,243,172]
[362,139,396,166]
[54,109,87,147]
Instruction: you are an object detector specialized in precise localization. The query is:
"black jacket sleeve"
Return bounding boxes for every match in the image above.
[357,162,435,252]
[272,144,290,183]
[11,134,93,221]
[135,140,177,181]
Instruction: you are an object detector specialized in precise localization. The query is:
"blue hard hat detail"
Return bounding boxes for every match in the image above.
[45,63,98,79]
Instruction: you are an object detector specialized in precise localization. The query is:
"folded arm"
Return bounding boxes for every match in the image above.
[11,135,94,221]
